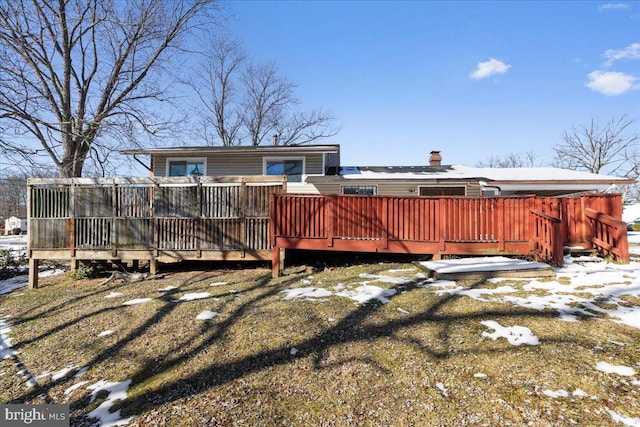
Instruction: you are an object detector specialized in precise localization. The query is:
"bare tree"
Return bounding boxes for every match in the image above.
[0,0,216,178]
[190,33,246,146]
[553,116,640,176]
[190,37,338,147]
[0,174,28,219]
[476,151,540,168]
[241,61,297,146]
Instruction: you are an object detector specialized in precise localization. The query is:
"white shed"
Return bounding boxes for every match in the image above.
[4,216,27,235]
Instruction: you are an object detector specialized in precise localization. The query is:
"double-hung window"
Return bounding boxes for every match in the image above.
[264,158,304,182]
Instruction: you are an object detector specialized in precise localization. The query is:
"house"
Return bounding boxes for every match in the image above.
[121,144,340,194]
[122,145,635,197]
[4,216,27,235]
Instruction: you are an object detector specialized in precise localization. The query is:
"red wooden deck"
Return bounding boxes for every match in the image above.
[270,193,628,277]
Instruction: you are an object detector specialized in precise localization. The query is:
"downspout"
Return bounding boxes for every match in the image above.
[479,181,501,196]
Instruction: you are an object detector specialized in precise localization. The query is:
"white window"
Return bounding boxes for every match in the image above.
[167,158,206,177]
[263,157,304,182]
[341,185,377,195]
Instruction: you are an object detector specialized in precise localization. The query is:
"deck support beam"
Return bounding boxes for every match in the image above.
[28,258,39,289]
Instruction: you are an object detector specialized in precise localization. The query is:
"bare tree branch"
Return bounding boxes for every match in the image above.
[476,151,540,168]
[0,0,217,177]
[553,116,640,176]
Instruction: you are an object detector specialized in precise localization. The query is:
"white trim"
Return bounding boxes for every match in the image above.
[165,157,207,177]
[340,184,378,195]
[263,156,306,182]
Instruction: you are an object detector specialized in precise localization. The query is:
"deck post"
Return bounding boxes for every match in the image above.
[382,197,389,249]
[497,197,505,251]
[149,257,157,275]
[28,258,39,289]
[326,195,334,247]
[272,245,280,277]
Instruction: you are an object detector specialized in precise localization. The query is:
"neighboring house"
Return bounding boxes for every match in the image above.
[121,145,635,196]
[4,216,27,235]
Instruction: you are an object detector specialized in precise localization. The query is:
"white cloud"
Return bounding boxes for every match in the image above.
[585,70,638,95]
[470,58,511,80]
[598,3,630,11]
[604,42,640,67]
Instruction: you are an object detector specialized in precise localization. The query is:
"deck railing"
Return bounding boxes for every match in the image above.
[27,176,286,287]
[530,210,564,266]
[585,208,629,262]
[271,193,627,276]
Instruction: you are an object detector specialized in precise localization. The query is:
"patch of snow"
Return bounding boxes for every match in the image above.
[397,307,410,314]
[336,285,397,304]
[158,286,176,291]
[474,373,488,378]
[87,379,133,427]
[51,366,76,382]
[209,281,227,287]
[196,310,218,320]
[543,389,570,398]
[177,292,211,301]
[39,269,66,278]
[122,298,151,306]
[282,287,333,300]
[0,317,16,360]
[420,256,550,274]
[64,380,89,395]
[74,366,89,378]
[481,320,540,346]
[596,361,636,376]
[436,382,449,397]
[105,292,123,299]
[0,275,29,296]
[290,347,298,356]
[607,409,640,427]
[98,330,114,337]
[572,389,588,397]
[623,203,640,223]
[359,273,411,285]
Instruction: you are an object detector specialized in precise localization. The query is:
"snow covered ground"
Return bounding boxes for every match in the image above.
[281,255,640,426]
[0,235,65,295]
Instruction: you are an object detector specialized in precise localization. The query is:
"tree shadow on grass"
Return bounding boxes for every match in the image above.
[6,267,607,425]
[91,275,563,422]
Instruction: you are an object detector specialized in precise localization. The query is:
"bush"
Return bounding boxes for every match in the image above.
[632,223,640,232]
[70,265,99,280]
[12,227,22,235]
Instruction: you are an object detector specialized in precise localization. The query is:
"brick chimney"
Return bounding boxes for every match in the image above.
[429,150,442,166]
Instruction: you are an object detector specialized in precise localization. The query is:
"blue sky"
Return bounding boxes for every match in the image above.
[223,1,639,167]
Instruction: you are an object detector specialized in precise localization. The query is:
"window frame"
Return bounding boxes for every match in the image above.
[340,185,378,196]
[418,186,467,196]
[166,157,207,177]
[262,156,306,183]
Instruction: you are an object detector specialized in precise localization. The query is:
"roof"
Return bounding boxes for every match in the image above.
[317,164,636,194]
[120,144,340,156]
[325,164,634,183]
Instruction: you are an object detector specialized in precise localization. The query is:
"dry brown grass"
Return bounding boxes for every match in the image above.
[0,260,639,426]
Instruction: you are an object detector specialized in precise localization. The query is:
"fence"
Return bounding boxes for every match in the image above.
[270,193,628,276]
[28,176,286,287]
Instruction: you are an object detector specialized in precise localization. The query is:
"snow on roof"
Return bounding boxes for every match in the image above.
[333,165,630,183]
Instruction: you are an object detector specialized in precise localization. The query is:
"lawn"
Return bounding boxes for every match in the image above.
[1,255,639,426]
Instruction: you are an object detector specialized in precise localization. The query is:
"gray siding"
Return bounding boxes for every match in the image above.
[153,152,326,177]
[307,180,483,197]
